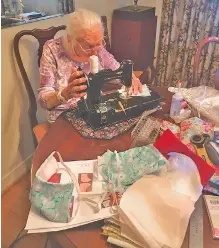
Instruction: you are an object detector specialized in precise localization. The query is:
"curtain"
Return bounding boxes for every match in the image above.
[155,0,219,87]
[59,0,74,14]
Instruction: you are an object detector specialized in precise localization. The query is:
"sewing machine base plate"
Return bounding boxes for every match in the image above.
[77,88,163,130]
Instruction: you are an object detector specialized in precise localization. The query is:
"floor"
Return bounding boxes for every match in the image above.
[1,174,53,248]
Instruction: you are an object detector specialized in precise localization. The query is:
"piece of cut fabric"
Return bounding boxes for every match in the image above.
[160,120,180,139]
[119,176,195,248]
[167,152,203,202]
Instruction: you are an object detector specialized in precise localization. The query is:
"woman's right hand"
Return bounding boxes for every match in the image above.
[61,69,87,100]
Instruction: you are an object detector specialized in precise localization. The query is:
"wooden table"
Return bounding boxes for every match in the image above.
[32,87,219,248]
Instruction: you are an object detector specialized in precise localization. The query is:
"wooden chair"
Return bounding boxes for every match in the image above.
[13,16,111,146]
[192,36,219,90]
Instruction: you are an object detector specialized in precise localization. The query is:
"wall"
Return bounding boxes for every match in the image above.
[1,0,163,192]
[1,15,68,192]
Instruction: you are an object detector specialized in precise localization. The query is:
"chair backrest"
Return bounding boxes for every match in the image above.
[13,16,111,135]
[192,36,219,89]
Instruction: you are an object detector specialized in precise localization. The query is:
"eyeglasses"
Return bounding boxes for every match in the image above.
[75,39,106,53]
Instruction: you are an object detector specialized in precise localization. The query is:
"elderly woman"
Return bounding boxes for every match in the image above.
[39,9,143,123]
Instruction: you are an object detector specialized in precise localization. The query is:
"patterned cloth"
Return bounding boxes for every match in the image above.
[180,117,215,152]
[98,145,168,192]
[30,152,76,223]
[155,0,219,87]
[161,120,180,139]
[30,176,74,223]
[63,106,161,140]
[160,118,215,153]
[38,37,120,123]
[63,108,140,140]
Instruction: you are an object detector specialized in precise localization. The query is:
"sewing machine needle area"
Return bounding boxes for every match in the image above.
[76,59,163,130]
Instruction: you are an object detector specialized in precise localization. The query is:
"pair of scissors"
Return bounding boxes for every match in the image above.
[190,134,213,165]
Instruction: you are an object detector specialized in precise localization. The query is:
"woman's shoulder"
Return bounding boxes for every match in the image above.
[44,37,63,51]
[97,46,112,62]
[98,46,117,60]
[43,37,66,60]
[98,46,109,56]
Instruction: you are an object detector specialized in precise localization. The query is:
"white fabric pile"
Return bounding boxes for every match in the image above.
[104,153,203,248]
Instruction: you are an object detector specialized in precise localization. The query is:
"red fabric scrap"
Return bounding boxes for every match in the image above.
[154,129,215,186]
[48,173,61,183]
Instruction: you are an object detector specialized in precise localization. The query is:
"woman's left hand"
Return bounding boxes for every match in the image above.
[130,77,143,95]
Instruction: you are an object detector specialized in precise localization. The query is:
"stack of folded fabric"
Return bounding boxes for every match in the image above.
[101,217,145,248]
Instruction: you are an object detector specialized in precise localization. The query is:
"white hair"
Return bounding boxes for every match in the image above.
[67,9,103,38]
[63,9,104,53]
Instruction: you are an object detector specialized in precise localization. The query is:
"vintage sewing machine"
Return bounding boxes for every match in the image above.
[77,60,162,130]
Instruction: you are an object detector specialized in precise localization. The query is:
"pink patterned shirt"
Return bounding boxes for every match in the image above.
[38,37,120,123]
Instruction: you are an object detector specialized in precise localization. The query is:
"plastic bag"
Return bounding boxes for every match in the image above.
[167,152,203,201]
[169,86,219,126]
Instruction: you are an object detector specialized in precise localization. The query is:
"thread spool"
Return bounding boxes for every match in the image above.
[89,55,99,74]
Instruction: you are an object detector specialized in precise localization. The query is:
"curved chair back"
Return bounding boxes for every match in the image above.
[14,25,66,134]
[192,36,219,89]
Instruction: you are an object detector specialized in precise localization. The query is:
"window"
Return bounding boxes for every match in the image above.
[2,0,74,28]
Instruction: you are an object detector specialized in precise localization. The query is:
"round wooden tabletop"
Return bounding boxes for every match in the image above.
[32,87,218,248]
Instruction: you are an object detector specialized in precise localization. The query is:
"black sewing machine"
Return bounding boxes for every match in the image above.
[77,60,162,130]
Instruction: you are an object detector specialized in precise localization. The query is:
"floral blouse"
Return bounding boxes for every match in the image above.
[38,37,120,123]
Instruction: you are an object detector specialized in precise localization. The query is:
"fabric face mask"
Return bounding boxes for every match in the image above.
[30,152,80,223]
[98,144,169,192]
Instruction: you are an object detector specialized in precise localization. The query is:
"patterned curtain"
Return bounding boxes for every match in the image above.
[155,0,219,87]
[59,0,74,14]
